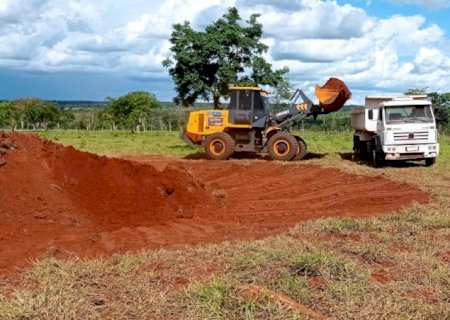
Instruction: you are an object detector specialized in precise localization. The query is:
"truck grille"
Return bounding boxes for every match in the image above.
[394,131,428,142]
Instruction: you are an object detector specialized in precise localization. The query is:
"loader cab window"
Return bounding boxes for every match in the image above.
[229,92,238,110]
[368,110,373,120]
[379,108,383,121]
[228,90,252,110]
[238,90,253,110]
[253,91,268,120]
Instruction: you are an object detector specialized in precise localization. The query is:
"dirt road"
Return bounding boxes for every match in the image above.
[0,133,429,275]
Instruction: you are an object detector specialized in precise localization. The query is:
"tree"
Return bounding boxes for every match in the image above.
[270,75,292,113]
[0,102,13,128]
[163,7,289,108]
[404,88,428,95]
[428,92,450,127]
[6,98,66,130]
[404,88,450,127]
[107,91,161,132]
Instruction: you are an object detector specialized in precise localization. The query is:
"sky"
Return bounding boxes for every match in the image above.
[0,0,449,104]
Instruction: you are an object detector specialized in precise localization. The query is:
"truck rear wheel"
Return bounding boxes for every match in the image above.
[268,132,299,161]
[353,135,361,159]
[204,132,235,160]
[293,136,308,161]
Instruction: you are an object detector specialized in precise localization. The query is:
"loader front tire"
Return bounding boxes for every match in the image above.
[268,132,299,161]
[204,132,235,160]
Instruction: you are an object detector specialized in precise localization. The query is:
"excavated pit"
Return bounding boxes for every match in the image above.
[0,133,429,275]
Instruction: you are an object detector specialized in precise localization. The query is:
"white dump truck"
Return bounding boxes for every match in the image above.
[351,95,439,167]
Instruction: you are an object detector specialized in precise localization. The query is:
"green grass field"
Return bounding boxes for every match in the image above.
[38,129,356,157]
[1,131,449,319]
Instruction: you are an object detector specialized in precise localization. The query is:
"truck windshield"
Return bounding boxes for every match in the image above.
[385,105,434,124]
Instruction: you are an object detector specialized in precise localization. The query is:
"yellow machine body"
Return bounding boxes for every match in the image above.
[185,109,252,143]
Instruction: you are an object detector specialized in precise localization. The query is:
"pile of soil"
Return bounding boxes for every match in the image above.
[318,77,352,112]
[0,133,213,274]
[0,133,429,275]
[0,132,17,166]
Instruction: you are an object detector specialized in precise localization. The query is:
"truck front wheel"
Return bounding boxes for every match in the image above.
[425,158,436,167]
[372,150,384,168]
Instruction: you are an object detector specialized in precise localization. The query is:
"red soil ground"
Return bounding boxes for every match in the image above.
[0,133,429,275]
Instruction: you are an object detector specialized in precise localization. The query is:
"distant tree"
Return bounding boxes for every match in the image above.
[59,109,75,129]
[107,91,161,132]
[428,92,450,127]
[0,102,13,128]
[270,75,293,113]
[163,7,289,108]
[9,98,62,130]
[404,88,428,95]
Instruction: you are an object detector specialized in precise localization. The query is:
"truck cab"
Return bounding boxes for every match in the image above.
[351,95,439,167]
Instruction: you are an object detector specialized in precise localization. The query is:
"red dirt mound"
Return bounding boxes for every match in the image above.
[0,133,212,274]
[0,133,429,275]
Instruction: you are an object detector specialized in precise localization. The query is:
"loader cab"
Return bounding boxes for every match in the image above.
[227,87,270,128]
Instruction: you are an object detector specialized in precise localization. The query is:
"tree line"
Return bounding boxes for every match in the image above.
[1,89,449,133]
[0,92,194,132]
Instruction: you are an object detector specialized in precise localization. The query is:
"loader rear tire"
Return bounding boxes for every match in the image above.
[293,136,308,161]
[268,132,299,161]
[204,132,235,160]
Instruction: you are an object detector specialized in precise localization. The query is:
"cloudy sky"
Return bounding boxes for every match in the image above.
[0,0,449,104]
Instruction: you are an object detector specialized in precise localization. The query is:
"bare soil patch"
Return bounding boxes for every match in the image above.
[0,133,429,275]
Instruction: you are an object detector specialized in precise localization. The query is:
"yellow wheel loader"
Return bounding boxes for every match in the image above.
[181,78,351,161]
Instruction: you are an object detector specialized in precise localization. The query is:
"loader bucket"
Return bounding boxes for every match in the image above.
[315,78,352,113]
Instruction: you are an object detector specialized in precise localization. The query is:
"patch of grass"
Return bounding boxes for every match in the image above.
[289,252,366,282]
[38,130,200,156]
[291,216,378,234]
[185,278,233,319]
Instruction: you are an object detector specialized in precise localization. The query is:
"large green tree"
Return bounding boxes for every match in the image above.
[163,7,289,108]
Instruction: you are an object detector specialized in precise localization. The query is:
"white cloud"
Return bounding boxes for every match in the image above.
[0,0,449,102]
